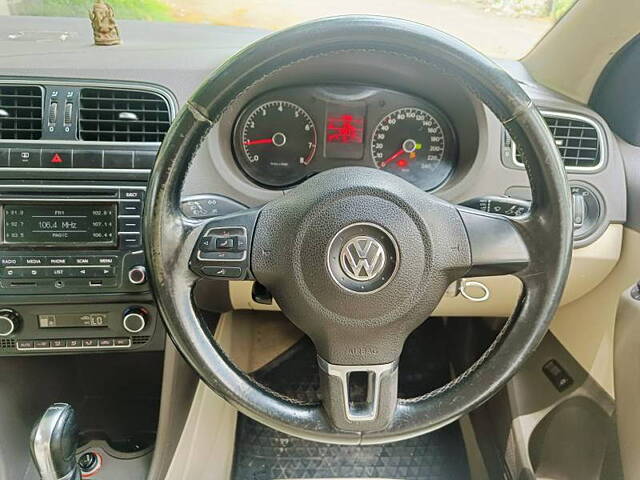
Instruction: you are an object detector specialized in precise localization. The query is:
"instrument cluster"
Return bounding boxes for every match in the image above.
[232,85,457,190]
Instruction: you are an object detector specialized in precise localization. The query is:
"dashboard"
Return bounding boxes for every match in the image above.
[232,85,457,190]
[0,15,629,346]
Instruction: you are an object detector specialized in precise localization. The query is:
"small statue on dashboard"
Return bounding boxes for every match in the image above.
[90,0,121,46]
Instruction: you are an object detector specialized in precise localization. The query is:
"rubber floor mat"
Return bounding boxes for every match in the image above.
[232,320,471,480]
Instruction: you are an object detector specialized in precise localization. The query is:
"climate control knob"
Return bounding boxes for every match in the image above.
[128,266,147,285]
[0,309,21,337]
[122,308,148,334]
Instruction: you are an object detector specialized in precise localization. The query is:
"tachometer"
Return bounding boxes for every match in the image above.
[371,106,455,190]
[234,100,317,188]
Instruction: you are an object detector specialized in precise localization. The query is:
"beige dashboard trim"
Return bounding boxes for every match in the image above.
[163,314,240,480]
[551,226,640,398]
[229,224,622,317]
[523,0,640,104]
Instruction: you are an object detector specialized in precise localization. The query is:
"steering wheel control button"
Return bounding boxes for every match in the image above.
[327,223,399,294]
[197,227,248,261]
[127,266,147,285]
[0,309,21,336]
[122,307,148,333]
[202,266,242,278]
[215,236,236,250]
[189,209,260,281]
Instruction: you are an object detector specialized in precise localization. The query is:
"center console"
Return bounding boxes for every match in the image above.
[0,79,176,356]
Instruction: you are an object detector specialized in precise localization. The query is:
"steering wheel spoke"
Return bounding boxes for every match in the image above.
[318,355,399,433]
[188,207,261,281]
[457,206,530,277]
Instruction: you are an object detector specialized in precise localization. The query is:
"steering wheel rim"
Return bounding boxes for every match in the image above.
[145,16,572,444]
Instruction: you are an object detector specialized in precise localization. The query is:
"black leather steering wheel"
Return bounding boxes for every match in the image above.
[145,16,572,444]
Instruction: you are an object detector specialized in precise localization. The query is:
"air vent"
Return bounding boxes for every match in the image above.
[0,85,43,140]
[509,112,603,170]
[0,338,16,349]
[132,335,150,345]
[79,88,170,142]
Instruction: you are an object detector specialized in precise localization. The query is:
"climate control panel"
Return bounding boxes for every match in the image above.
[0,302,163,356]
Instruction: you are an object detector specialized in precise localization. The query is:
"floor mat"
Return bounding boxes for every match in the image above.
[232,320,471,480]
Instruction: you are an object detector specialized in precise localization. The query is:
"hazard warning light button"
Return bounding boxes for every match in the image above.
[42,150,71,168]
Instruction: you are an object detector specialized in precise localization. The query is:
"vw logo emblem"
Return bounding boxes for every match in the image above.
[327,223,399,294]
[340,236,386,281]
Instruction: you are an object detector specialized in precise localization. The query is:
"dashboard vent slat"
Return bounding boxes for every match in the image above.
[510,113,603,170]
[79,88,171,143]
[0,85,43,140]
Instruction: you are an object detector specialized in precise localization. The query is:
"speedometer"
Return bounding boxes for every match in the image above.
[234,100,317,188]
[371,106,455,190]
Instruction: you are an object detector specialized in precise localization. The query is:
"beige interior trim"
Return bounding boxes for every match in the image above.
[229,224,622,317]
[460,414,490,480]
[613,285,640,480]
[162,311,303,480]
[523,0,640,104]
[551,227,640,398]
[163,313,242,480]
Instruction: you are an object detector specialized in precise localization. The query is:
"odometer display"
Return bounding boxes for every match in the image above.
[235,100,317,188]
[371,107,455,190]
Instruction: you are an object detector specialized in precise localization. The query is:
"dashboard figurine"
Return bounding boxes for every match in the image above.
[90,0,121,46]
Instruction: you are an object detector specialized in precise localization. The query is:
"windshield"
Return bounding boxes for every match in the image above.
[4,0,577,59]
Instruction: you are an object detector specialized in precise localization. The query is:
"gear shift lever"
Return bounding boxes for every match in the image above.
[30,403,80,480]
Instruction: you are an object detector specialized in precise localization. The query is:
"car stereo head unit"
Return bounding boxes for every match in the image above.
[0,184,148,295]
[3,203,117,247]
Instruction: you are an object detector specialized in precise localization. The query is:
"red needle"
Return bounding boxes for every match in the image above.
[243,138,273,145]
[379,148,404,168]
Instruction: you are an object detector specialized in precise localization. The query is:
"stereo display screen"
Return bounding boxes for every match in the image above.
[3,203,117,246]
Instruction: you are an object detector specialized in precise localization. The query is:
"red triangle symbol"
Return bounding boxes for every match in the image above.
[51,153,63,164]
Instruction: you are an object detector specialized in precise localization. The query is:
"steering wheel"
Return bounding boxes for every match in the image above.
[145,16,572,444]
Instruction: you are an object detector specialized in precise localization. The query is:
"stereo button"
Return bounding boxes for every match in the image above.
[1,268,23,278]
[128,266,147,285]
[120,201,141,216]
[23,257,45,266]
[48,257,68,266]
[118,217,140,232]
[72,268,90,278]
[72,257,91,265]
[119,189,144,200]
[93,256,116,265]
[24,268,43,278]
[120,234,141,248]
[0,257,20,266]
